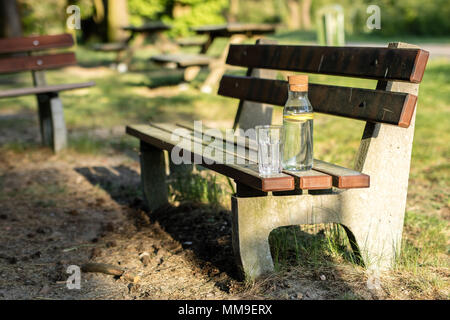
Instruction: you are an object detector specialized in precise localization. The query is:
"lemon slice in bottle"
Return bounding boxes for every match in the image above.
[283,113,314,123]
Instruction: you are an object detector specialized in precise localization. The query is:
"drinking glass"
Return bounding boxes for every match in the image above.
[256,125,282,176]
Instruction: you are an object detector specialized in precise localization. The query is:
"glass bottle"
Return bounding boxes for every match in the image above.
[281,75,314,171]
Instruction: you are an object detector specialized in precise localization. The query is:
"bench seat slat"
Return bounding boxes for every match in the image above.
[126,124,295,192]
[313,160,370,188]
[227,44,429,83]
[172,122,333,190]
[0,53,77,74]
[284,170,332,190]
[127,123,368,190]
[219,75,417,127]
[0,82,96,99]
[0,34,74,54]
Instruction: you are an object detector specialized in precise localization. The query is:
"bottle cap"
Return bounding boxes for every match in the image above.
[288,75,308,92]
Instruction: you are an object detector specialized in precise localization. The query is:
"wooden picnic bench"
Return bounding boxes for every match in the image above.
[126,40,429,279]
[150,53,214,82]
[150,23,277,89]
[0,33,95,152]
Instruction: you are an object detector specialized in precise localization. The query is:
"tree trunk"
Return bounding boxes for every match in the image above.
[0,0,22,38]
[228,0,239,23]
[300,0,312,30]
[287,0,300,30]
[107,0,129,42]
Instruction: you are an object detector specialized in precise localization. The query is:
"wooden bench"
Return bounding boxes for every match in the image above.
[126,40,429,279]
[150,24,277,89]
[0,34,95,152]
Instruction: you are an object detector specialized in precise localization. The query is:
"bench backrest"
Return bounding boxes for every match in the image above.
[219,41,429,130]
[0,34,77,80]
[219,40,430,215]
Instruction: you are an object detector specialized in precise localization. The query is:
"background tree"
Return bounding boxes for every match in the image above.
[107,0,129,41]
[286,0,300,30]
[0,0,23,38]
[286,0,311,30]
[227,0,239,23]
[300,0,311,30]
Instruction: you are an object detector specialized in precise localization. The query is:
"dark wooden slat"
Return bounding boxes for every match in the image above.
[0,52,77,74]
[0,34,74,54]
[218,75,418,127]
[0,82,96,99]
[126,124,295,192]
[226,44,429,83]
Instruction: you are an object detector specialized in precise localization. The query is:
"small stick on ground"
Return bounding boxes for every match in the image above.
[81,263,140,283]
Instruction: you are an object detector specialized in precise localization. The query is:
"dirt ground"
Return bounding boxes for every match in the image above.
[0,112,427,300]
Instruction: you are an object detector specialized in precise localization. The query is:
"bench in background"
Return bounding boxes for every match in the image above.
[0,34,95,152]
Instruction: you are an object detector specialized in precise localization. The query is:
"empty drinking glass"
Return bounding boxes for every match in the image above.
[256,125,282,176]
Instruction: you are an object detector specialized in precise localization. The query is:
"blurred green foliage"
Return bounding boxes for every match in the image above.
[128,0,228,37]
[19,0,67,35]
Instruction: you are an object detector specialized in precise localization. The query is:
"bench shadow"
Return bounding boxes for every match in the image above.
[74,165,364,298]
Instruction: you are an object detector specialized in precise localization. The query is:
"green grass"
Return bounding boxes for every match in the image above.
[168,167,231,207]
[269,224,359,271]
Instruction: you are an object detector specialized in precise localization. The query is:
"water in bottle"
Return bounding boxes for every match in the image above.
[281,75,314,171]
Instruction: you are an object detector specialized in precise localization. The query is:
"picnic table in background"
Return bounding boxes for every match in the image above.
[92,22,172,72]
[192,23,277,54]
[151,23,277,92]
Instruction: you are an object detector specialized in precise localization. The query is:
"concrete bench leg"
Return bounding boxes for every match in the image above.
[231,196,274,280]
[231,184,342,280]
[36,93,67,153]
[231,184,272,279]
[232,186,411,279]
[342,218,402,271]
[140,141,168,212]
[338,188,407,271]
